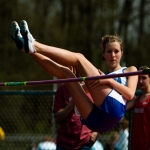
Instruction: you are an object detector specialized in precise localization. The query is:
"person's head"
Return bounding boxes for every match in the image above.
[108,131,119,146]
[138,66,150,90]
[43,135,53,142]
[100,35,123,70]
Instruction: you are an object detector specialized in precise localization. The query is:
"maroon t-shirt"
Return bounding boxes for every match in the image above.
[53,84,92,149]
[131,95,150,150]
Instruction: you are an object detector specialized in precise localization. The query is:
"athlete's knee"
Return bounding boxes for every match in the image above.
[76,53,85,59]
[75,53,87,66]
[59,66,75,79]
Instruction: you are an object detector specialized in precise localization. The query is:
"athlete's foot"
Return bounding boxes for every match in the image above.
[10,21,24,51]
[20,20,36,53]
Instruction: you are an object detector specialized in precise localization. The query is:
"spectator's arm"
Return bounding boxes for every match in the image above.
[89,132,100,146]
[126,96,137,111]
[54,100,74,123]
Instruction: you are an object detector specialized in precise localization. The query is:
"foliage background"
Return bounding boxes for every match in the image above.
[1,0,150,90]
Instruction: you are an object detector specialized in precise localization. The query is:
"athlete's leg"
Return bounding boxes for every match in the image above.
[30,53,93,119]
[10,20,112,107]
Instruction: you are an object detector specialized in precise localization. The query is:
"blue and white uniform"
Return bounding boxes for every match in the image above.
[107,67,127,105]
[81,67,128,132]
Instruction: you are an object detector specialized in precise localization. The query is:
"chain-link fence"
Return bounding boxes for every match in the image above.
[0,90,138,150]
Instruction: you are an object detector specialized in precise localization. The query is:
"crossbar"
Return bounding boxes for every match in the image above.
[0,69,149,87]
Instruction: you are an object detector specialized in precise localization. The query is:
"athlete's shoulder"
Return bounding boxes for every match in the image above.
[124,66,137,73]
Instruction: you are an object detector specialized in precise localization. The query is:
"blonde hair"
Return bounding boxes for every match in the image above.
[100,35,123,61]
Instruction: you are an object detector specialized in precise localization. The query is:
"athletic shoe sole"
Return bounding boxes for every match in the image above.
[20,20,34,53]
[10,21,24,50]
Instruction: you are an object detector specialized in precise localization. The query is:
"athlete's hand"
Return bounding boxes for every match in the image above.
[98,69,105,75]
[87,69,113,88]
[87,79,101,88]
[87,69,103,88]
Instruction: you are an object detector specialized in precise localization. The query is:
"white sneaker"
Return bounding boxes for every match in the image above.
[10,21,25,51]
[20,20,36,53]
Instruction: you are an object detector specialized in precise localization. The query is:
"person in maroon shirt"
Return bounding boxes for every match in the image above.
[126,66,150,150]
[53,66,99,150]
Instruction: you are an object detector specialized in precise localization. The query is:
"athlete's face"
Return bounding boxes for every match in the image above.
[138,75,150,89]
[103,42,123,70]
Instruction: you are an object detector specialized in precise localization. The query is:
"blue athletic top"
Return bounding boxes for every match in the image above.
[108,67,127,86]
[108,67,128,104]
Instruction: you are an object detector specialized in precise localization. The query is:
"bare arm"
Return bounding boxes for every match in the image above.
[89,66,138,100]
[109,66,138,100]
[126,97,137,111]
[89,132,100,146]
[54,101,74,123]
